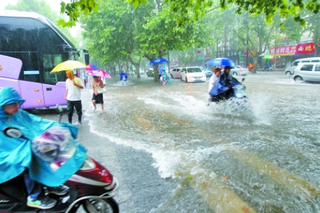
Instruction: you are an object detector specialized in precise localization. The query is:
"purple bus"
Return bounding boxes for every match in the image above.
[0,11,89,109]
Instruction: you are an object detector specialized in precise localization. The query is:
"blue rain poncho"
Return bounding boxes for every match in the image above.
[209,72,241,97]
[120,72,128,81]
[0,87,87,187]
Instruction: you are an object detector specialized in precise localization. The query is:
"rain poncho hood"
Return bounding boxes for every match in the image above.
[0,87,87,186]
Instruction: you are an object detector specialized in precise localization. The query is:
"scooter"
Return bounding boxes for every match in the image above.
[210,76,251,109]
[0,107,119,213]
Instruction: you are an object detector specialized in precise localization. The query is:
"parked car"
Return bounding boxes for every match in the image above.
[293,62,320,82]
[139,69,145,74]
[146,68,154,77]
[180,67,206,83]
[230,65,250,76]
[285,57,320,76]
[170,67,182,79]
[193,66,213,77]
[203,68,213,77]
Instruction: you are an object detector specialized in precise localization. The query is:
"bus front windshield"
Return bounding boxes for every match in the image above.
[0,16,79,85]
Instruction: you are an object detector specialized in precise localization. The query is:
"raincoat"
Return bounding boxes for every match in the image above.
[0,87,87,187]
[120,72,128,81]
[162,70,171,83]
[209,72,241,98]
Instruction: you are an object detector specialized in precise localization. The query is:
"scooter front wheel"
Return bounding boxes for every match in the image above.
[83,198,119,213]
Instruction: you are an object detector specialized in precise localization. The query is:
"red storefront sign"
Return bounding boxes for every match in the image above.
[295,42,315,55]
[270,45,296,56]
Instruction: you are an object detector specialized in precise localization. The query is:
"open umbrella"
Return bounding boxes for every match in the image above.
[87,70,112,78]
[150,58,169,65]
[51,60,86,73]
[85,64,99,71]
[205,58,236,67]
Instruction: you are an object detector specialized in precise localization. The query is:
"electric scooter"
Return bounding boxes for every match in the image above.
[210,76,251,109]
[0,106,119,213]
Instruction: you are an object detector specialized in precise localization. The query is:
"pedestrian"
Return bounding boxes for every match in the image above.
[92,76,105,112]
[65,70,83,125]
[248,63,254,71]
[207,68,221,105]
[120,70,128,86]
[161,69,171,86]
[0,87,87,210]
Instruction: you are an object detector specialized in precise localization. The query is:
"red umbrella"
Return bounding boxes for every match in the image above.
[87,70,112,78]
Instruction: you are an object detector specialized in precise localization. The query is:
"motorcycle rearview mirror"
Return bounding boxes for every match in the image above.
[4,127,24,138]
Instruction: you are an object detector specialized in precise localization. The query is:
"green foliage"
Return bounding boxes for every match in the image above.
[81,0,209,70]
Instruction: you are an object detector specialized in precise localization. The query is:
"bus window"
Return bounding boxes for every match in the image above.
[42,54,66,85]
[17,52,41,83]
[0,11,87,109]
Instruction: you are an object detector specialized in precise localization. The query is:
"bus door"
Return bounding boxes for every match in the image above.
[42,81,67,107]
[18,77,45,109]
[41,54,67,107]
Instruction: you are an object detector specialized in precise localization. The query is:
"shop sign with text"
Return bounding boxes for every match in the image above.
[295,42,315,55]
[270,45,296,56]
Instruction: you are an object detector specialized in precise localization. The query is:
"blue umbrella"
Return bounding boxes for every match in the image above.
[150,58,169,65]
[205,58,235,67]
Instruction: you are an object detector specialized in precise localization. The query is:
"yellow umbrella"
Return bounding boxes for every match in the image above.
[51,60,87,73]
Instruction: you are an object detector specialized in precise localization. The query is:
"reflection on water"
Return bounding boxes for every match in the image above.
[84,73,320,213]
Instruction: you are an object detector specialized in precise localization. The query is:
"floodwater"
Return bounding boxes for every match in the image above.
[45,72,320,213]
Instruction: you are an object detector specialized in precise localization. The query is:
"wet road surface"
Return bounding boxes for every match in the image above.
[38,72,320,213]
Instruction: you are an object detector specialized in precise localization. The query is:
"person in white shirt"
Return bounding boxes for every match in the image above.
[207,68,221,105]
[65,70,84,124]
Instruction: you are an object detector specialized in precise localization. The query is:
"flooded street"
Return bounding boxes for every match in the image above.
[41,72,320,213]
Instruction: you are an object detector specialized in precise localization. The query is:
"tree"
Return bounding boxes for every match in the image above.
[231,11,278,73]
[57,0,320,27]
[81,0,210,81]
[304,12,320,57]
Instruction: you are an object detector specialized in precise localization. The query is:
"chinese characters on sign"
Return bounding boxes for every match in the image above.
[270,42,316,56]
[295,42,316,55]
[270,45,296,56]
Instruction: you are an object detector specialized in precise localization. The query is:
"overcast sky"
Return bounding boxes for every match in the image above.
[1,0,61,12]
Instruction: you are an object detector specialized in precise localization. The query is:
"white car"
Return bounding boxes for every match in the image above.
[170,67,182,79]
[139,69,145,74]
[180,67,206,83]
[285,57,320,75]
[293,62,320,82]
[230,65,250,76]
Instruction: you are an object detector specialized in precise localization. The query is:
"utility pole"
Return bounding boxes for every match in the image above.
[246,12,249,67]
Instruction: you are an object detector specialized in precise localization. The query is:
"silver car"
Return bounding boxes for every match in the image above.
[170,67,182,79]
[230,65,250,76]
[293,62,320,82]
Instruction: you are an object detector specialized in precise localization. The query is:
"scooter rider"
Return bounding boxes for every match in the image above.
[0,87,87,210]
[219,66,234,99]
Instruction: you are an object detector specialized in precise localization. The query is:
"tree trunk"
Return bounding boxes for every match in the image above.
[153,65,159,81]
[128,56,141,79]
[134,64,140,79]
[314,20,319,57]
[251,56,259,73]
